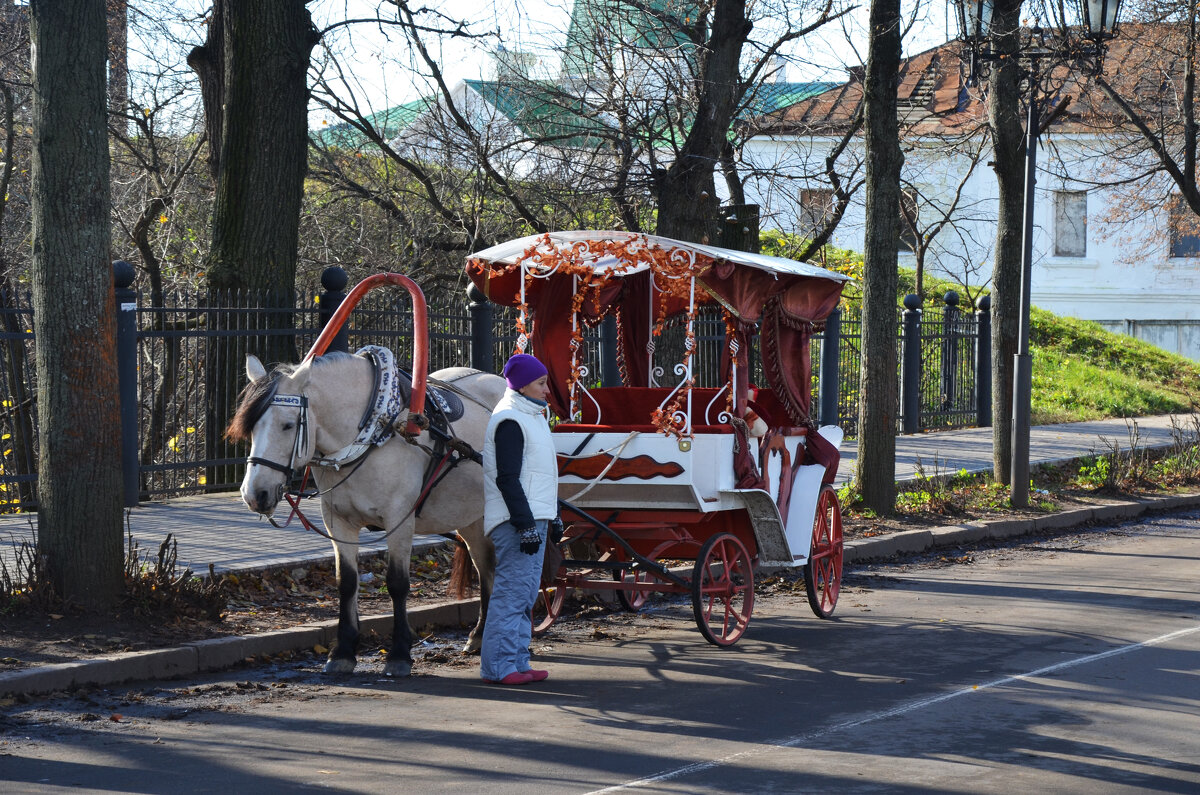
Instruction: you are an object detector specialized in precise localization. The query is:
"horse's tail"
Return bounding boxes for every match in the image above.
[448,535,477,599]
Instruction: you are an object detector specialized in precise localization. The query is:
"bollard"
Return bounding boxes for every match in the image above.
[975,294,992,428]
[467,282,494,373]
[318,266,350,354]
[901,294,922,434]
[114,260,139,507]
[819,307,841,426]
[940,291,960,413]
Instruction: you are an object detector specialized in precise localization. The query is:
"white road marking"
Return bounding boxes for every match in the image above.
[583,623,1200,794]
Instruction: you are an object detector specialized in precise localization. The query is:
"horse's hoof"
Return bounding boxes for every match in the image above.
[323,657,357,675]
[462,637,482,655]
[384,660,412,677]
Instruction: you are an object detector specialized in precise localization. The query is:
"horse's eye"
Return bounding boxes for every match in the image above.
[282,422,295,431]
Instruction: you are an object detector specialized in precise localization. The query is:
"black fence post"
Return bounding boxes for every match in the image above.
[114,260,139,508]
[940,291,960,412]
[901,294,922,434]
[467,283,495,373]
[819,307,841,426]
[318,266,350,354]
[975,294,992,428]
[600,314,620,386]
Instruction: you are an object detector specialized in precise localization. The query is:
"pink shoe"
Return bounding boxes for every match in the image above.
[523,669,549,682]
[483,671,535,686]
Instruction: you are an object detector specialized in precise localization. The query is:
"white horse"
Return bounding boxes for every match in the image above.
[226,351,505,676]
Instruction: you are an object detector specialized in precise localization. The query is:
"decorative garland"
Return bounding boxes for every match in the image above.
[479,233,716,438]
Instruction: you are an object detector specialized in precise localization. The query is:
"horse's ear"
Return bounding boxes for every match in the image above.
[246,355,268,383]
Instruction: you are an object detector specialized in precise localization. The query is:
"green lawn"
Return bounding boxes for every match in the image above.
[1030,308,1200,423]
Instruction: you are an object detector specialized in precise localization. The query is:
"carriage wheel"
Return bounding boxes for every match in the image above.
[804,484,844,619]
[613,566,650,612]
[531,583,564,637]
[690,532,754,647]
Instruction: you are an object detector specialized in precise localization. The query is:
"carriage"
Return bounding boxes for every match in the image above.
[466,231,851,646]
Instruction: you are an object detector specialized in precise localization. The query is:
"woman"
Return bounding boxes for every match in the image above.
[479,353,558,685]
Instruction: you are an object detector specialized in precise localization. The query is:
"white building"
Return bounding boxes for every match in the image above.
[740,39,1200,360]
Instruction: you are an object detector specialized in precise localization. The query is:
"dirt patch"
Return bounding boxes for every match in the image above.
[1,545,463,673]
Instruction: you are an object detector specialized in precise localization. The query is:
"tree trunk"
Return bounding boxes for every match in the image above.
[29,0,122,608]
[987,0,1025,485]
[854,0,903,514]
[204,0,315,296]
[106,0,127,113]
[654,0,750,244]
[192,0,318,486]
[187,2,225,181]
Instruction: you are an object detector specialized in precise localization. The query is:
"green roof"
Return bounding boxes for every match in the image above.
[464,79,612,148]
[311,96,433,149]
[562,0,698,78]
[741,81,839,119]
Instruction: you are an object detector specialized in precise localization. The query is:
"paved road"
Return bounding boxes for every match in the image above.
[3,509,1198,793]
[3,413,1194,579]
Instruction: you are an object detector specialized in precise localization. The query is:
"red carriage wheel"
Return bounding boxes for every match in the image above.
[613,566,650,612]
[690,532,755,647]
[531,583,564,637]
[804,484,844,619]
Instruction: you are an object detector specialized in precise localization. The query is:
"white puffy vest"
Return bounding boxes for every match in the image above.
[482,389,559,535]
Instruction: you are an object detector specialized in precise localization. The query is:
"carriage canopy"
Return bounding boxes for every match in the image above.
[466,231,851,428]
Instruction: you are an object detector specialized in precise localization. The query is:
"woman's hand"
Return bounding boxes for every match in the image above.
[518,525,541,555]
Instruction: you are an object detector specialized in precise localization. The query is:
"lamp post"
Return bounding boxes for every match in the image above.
[953,0,1123,507]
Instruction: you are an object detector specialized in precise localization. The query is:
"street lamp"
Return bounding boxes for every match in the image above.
[953,0,1123,507]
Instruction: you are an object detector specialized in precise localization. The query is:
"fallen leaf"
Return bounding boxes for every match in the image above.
[110,714,123,722]
[313,644,328,655]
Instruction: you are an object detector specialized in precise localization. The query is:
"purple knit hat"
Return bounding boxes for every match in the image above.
[503,353,548,390]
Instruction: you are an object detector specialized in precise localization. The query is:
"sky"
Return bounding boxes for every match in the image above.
[306,0,958,126]
[127,0,956,128]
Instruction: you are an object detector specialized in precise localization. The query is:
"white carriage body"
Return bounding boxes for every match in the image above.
[553,424,843,568]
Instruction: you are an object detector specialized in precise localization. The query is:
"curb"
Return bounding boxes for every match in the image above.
[5,491,1200,699]
[843,491,1200,563]
[1,600,482,699]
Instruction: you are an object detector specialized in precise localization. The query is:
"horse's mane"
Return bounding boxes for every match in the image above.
[224,353,358,442]
[224,364,292,442]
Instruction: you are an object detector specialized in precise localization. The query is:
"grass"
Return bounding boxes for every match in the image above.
[1030,308,1200,423]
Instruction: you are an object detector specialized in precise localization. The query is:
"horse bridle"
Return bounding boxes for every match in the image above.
[246,393,310,481]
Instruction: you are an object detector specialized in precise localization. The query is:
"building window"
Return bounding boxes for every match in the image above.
[1054,190,1087,257]
[1169,195,1200,257]
[799,188,833,240]
[898,189,918,253]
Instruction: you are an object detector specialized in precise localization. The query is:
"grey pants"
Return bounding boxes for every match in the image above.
[480,519,548,681]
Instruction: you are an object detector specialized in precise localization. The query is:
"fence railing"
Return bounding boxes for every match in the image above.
[0,266,991,510]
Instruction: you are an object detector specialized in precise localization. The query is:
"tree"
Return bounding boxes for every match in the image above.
[1070,15,1200,256]
[189,0,319,300]
[189,1,319,485]
[308,0,847,258]
[29,0,123,607]
[854,0,904,513]
[985,0,1026,486]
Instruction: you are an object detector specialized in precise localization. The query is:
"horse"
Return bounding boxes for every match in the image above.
[225,350,506,677]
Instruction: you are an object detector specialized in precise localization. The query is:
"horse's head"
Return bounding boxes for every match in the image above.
[226,354,316,515]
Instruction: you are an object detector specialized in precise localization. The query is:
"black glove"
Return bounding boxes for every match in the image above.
[548,517,564,545]
[518,524,541,555]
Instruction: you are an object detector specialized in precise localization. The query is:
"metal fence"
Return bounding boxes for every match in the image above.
[0,278,989,510]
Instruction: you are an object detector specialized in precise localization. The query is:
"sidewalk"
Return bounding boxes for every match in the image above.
[1,413,1194,578]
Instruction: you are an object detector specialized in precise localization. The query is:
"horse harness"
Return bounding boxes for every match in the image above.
[250,346,486,539]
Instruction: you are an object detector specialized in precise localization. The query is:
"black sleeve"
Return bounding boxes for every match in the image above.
[494,419,534,530]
